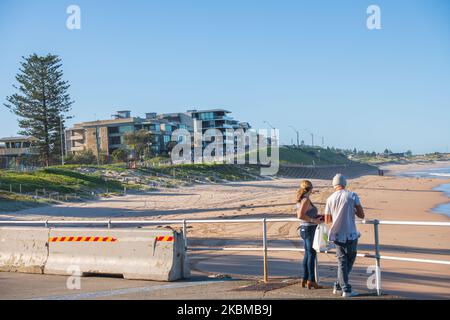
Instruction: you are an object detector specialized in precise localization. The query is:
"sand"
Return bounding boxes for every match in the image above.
[1,162,449,298]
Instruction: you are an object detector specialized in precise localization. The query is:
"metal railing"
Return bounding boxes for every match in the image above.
[1,218,450,296]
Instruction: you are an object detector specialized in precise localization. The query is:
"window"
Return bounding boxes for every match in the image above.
[119,125,133,134]
[163,135,171,143]
[199,112,214,120]
[22,142,31,148]
[109,136,121,145]
[108,126,119,134]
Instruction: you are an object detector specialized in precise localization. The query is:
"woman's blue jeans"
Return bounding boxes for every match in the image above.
[300,224,317,282]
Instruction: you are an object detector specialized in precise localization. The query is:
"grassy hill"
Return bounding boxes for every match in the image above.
[0,167,124,196]
[243,146,352,166]
[279,146,352,165]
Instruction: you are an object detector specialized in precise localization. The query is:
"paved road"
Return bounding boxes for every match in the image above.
[1,248,447,299]
[1,271,397,300]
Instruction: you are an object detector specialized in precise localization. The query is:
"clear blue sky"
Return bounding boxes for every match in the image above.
[1,0,449,154]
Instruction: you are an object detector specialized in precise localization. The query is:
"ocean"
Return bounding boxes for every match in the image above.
[398,165,450,218]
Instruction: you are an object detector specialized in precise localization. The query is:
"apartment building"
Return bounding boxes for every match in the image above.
[66,111,184,158]
[189,109,252,156]
[66,109,251,160]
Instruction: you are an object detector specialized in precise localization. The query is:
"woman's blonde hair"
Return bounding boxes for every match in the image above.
[296,180,313,203]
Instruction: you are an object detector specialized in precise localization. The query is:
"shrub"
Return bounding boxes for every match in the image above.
[65,150,97,165]
[111,149,128,163]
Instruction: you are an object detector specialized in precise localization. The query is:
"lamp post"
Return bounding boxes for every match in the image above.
[263,121,277,146]
[60,115,65,165]
[288,126,300,148]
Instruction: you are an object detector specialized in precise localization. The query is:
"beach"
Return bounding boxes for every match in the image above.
[2,162,450,298]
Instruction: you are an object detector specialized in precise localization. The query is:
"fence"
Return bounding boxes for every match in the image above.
[1,218,449,296]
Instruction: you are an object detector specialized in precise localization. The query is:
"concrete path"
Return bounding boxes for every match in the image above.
[0,271,398,300]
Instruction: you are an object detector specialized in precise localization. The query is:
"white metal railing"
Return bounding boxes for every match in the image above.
[1,218,450,296]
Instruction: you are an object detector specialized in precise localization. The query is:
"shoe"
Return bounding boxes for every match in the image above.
[307,281,323,289]
[342,291,359,298]
[333,282,342,295]
[301,279,307,288]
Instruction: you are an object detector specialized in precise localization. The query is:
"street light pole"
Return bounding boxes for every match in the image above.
[60,115,65,166]
[288,126,300,148]
[95,121,101,166]
[263,120,277,146]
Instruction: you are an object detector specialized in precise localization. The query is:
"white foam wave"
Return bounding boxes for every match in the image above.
[429,173,450,177]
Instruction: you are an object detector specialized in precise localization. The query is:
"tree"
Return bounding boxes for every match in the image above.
[111,148,128,163]
[4,54,73,166]
[123,129,152,161]
[405,150,413,157]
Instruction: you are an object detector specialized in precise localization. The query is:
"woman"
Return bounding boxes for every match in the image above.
[296,180,323,289]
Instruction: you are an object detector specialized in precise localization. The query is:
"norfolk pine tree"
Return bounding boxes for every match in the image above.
[4,54,73,166]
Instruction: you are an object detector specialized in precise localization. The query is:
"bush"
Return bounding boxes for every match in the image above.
[111,149,128,163]
[65,150,97,165]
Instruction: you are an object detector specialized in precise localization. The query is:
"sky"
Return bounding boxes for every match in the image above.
[0,0,449,154]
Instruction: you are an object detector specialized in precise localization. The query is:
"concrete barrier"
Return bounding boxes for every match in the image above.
[0,227,49,274]
[44,228,190,281]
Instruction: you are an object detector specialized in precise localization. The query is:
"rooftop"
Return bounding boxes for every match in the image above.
[0,136,37,142]
[188,109,231,114]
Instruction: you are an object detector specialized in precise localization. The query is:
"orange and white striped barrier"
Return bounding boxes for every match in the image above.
[155,236,174,242]
[49,236,117,243]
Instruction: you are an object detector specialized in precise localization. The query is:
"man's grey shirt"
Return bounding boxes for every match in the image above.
[324,189,361,242]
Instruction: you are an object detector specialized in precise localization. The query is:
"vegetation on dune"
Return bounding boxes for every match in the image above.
[145,163,261,182]
[0,167,124,195]
[278,146,351,165]
[0,191,51,212]
[242,146,353,166]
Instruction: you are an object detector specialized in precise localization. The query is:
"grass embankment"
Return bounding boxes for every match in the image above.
[244,146,353,166]
[0,168,124,195]
[0,163,263,212]
[0,191,51,212]
[145,163,261,182]
[279,146,352,165]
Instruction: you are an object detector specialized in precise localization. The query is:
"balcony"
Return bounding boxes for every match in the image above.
[0,148,39,156]
[69,146,85,152]
[69,134,84,141]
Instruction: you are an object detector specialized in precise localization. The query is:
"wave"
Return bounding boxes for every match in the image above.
[429,173,450,177]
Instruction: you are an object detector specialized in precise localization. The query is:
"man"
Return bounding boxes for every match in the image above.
[324,174,365,298]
